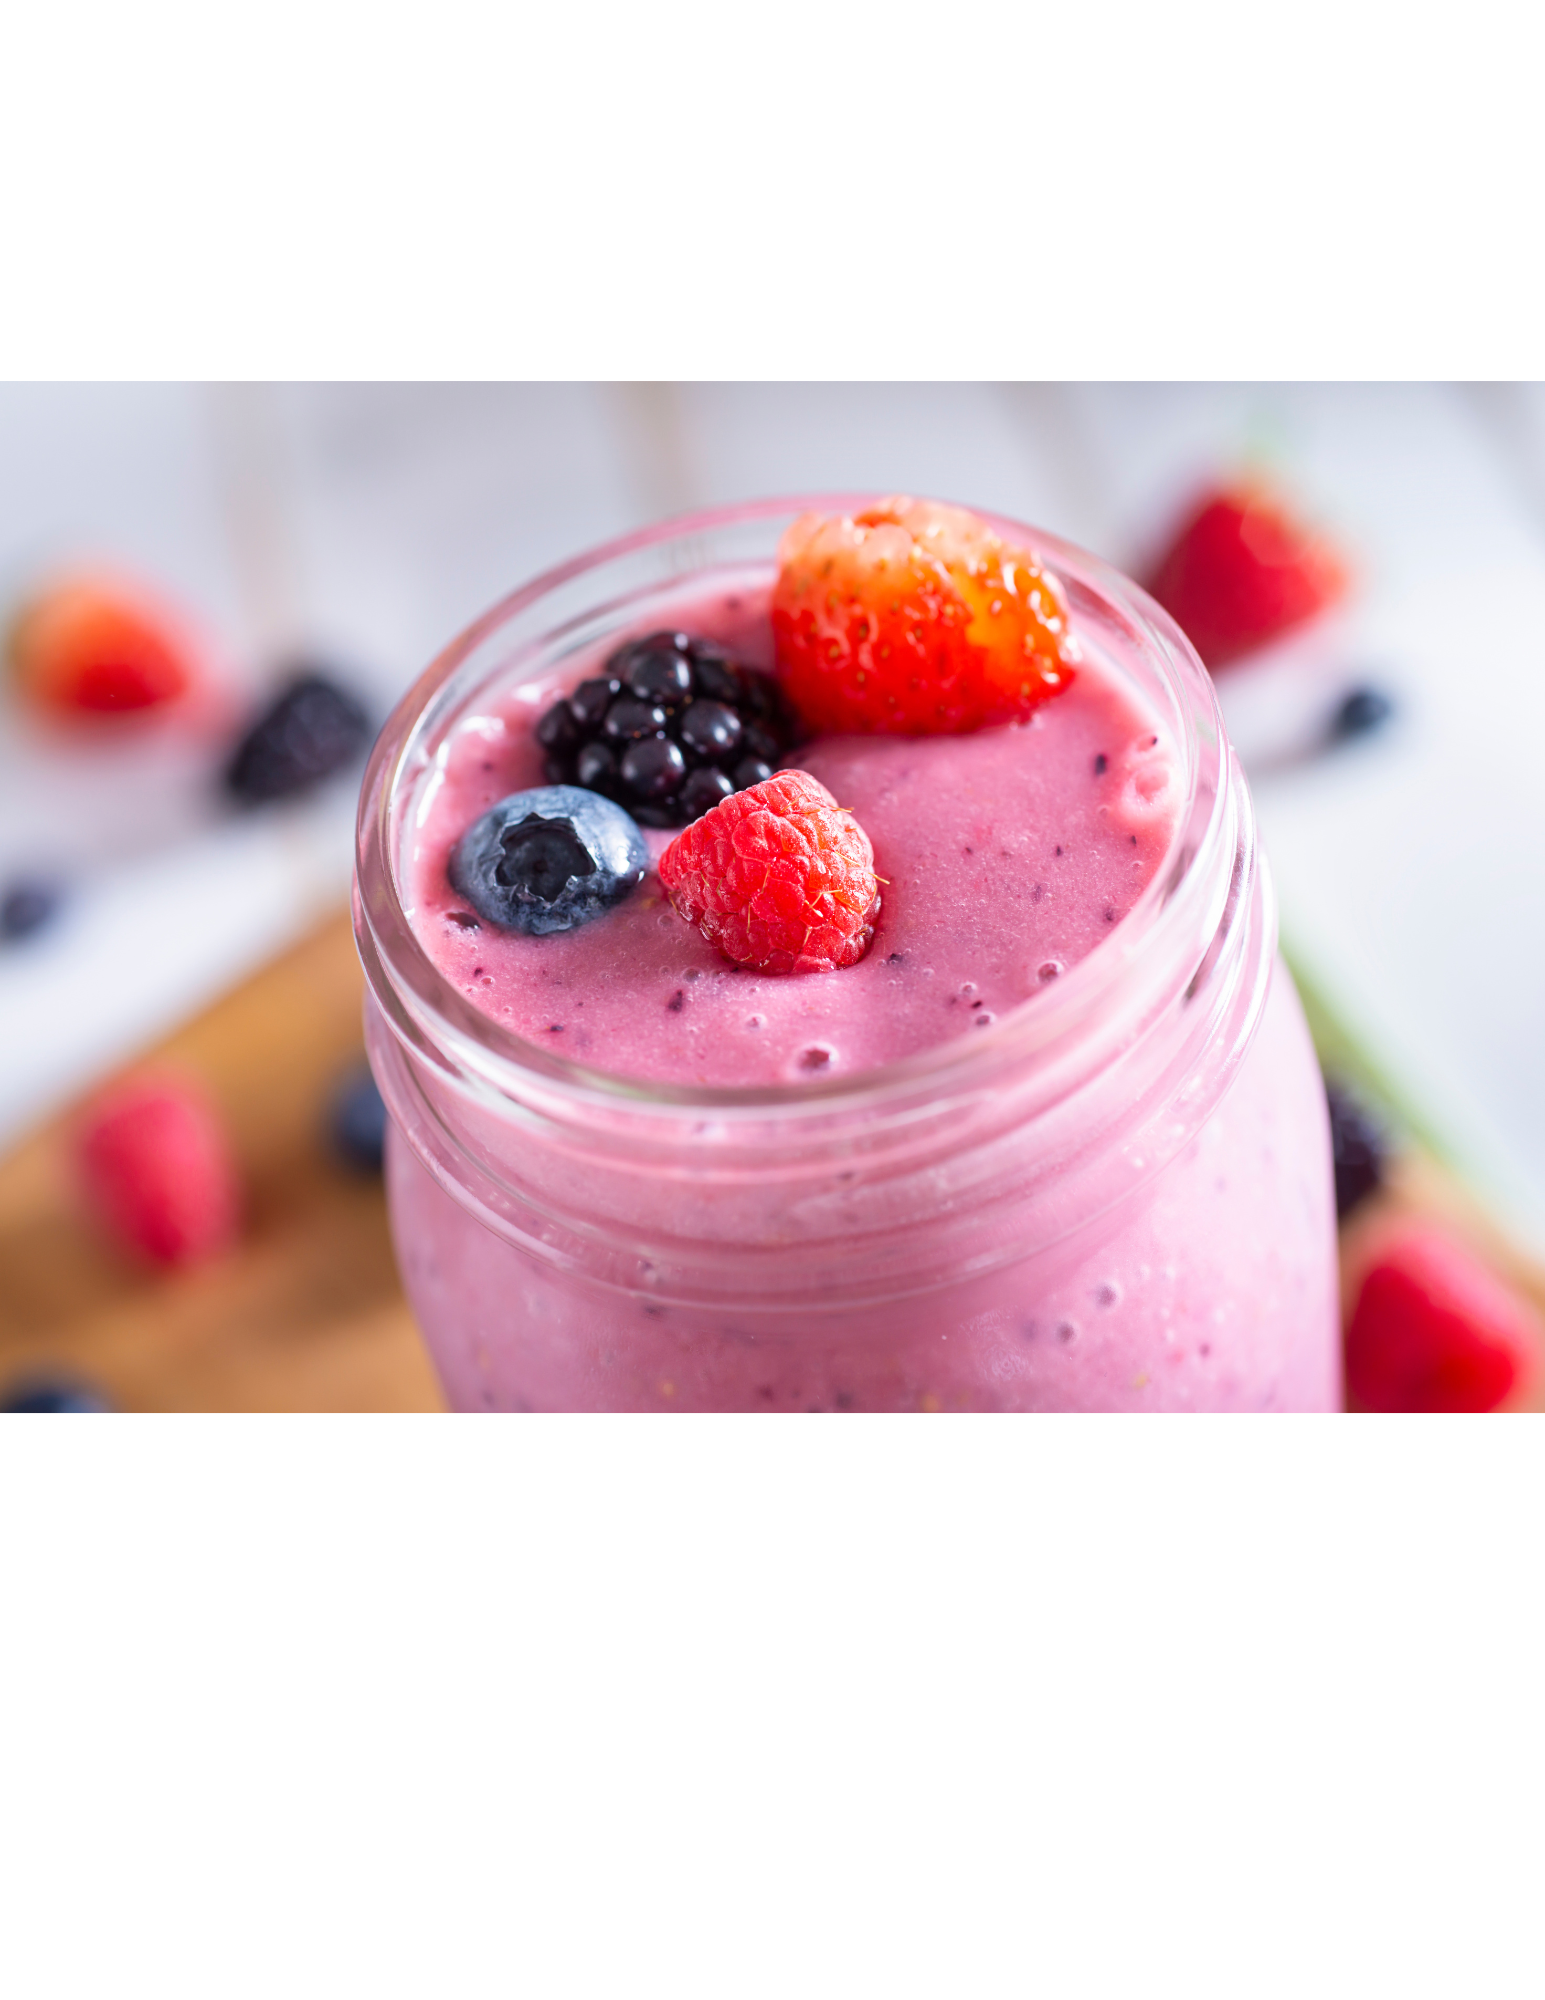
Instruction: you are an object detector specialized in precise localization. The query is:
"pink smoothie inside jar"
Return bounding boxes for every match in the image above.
[405,575,1182,1088]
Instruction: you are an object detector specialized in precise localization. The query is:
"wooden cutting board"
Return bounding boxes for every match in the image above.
[1,909,1540,1412]
[0,908,442,1412]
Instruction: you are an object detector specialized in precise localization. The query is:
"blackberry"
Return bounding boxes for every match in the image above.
[678,701,742,762]
[739,719,782,764]
[614,634,693,710]
[690,649,745,706]
[575,742,617,790]
[569,677,620,730]
[618,735,686,800]
[604,696,670,742]
[680,767,735,819]
[536,631,799,827]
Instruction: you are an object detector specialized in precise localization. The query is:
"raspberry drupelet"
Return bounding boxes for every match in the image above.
[658,770,881,976]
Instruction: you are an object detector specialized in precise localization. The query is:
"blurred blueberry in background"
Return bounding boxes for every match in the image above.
[330,1064,387,1175]
[1328,684,1395,746]
[2,1371,111,1413]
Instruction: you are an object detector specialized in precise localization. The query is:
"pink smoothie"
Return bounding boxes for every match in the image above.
[368,523,1341,1412]
[380,968,1334,1411]
[407,588,1180,1088]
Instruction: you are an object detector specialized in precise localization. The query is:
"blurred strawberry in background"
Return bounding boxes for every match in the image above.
[1345,1222,1540,1413]
[1147,481,1349,670]
[6,573,209,721]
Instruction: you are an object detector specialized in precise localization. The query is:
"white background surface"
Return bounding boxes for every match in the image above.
[5,382,1545,1251]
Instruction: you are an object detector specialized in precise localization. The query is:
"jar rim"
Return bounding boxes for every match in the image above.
[354,494,1238,1123]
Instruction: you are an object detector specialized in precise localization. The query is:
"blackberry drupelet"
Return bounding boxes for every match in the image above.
[538,631,799,827]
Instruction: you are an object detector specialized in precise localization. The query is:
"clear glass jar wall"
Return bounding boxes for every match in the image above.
[354,500,1340,1410]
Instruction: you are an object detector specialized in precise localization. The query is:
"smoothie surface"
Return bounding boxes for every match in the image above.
[406,601,1182,1088]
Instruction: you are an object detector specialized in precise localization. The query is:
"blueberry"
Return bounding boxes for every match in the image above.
[1,878,62,943]
[619,735,687,800]
[734,757,775,790]
[680,767,735,820]
[1325,1080,1386,1220]
[575,741,618,790]
[450,785,646,935]
[331,1064,388,1173]
[536,701,581,754]
[678,700,743,763]
[568,677,621,731]
[225,673,371,804]
[2,1372,110,1413]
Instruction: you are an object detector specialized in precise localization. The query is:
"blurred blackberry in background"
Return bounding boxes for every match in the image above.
[1325,1079,1387,1220]
[537,632,799,828]
[1,878,62,943]
[226,672,371,804]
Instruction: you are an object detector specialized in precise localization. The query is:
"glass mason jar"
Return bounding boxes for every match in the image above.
[354,498,1340,1411]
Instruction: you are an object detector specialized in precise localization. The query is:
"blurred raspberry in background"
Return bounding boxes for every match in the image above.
[77,1073,241,1269]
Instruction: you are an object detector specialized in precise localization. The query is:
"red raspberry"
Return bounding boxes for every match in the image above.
[771,496,1075,736]
[77,1075,242,1267]
[658,770,880,975]
[1345,1225,1539,1413]
[7,575,199,718]
[1146,482,1348,670]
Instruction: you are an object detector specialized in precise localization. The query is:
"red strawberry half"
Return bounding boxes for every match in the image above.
[771,496,1075,736]
[1345,1224,1540,1413]
[1146,482,1348,670]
